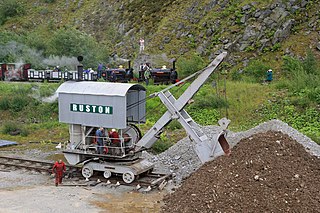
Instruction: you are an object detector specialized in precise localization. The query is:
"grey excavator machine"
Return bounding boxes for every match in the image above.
[56,52,230,183]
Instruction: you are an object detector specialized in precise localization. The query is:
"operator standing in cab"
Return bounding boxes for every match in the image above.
[109,128,121,155]
[96,127,105,154]
[52,159,66,187]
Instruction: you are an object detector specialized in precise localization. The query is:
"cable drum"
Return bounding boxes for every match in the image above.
[123,124,142,146]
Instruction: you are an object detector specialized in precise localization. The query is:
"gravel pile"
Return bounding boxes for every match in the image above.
[161,130,320,212]
[148,119,320,185]
[227,119,320,157]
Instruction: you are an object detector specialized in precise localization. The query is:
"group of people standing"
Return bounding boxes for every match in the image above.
[95,127,123,155]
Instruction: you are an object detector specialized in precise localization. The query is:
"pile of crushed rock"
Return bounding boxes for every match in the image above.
[146,119,320,185]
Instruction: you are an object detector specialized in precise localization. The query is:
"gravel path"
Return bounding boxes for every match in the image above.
[0,171,164,213]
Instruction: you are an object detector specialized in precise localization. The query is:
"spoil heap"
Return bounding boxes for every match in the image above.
[161,131,320,212]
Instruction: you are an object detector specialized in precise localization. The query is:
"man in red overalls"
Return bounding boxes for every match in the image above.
[52,159,66,186]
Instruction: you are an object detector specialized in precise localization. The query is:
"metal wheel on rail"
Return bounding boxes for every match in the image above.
[82,165,94,179]
[122,171,135,183]
[103,170,112,179]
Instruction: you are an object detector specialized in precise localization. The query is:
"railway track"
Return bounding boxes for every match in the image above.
[0,155,80,175]
[0,155,171,190]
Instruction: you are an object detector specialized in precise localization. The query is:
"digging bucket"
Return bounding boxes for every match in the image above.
[194,118,231,164]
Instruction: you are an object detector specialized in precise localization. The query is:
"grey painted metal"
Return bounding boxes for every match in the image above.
[135,52,228,163]
[64,151,84,165]
[57,81,146,129]
[79,158,154,179]
[0,139,18,147]
[68,124,83,150]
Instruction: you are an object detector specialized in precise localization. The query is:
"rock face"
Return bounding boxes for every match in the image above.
[161,130,320,212]
[4,0,318,65]
[67,0,318,60]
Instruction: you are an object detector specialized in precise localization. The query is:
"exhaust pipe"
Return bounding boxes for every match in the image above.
[77,56,84,81]
[172,59,176,70]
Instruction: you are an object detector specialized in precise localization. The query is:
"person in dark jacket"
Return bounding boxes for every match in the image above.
[143,63,151,86]
[52,160,66,186]
[266,69,273,82]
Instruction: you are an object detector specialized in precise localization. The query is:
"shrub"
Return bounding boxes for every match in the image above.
[0,97,10,110]
[20,127,30,137]
[151,134,174,153]
[189,108,220,125]
[47,28,109,68]
[176,53,205,78]
[38,83,58,98]
[1,122,19,134]
[167,120,182,130]
[1,121,29,136]
[230,69,243,81]
[191,94,228,109]
[0,0,24,24]
[26,101,59,123]
[243,60,271,83]
[258,100,320,144]
[282,51,320,104]
[0,95,32,113]
[10,96,31,113]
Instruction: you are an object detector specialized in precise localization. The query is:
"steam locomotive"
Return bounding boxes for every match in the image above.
[138,60,178,85]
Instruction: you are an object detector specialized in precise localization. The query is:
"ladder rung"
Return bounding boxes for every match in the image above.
[185,117,193,122]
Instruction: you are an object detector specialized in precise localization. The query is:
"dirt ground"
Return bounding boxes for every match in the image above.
[1,130,320,212]
[0,170,165,213]
[161,131,320,213]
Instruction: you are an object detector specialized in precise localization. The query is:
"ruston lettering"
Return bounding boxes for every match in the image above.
[70,103,113,114]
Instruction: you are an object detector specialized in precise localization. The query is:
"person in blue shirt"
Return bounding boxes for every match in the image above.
[95,127,105,154]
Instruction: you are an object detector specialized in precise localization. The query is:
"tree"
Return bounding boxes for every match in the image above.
[47,28,109,68]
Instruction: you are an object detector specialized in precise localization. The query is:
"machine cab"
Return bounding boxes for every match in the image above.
[56,81,146,165]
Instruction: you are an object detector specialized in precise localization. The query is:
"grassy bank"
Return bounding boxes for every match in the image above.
[0,75,319,154]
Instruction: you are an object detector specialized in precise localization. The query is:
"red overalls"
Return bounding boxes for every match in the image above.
[52,161,66,186]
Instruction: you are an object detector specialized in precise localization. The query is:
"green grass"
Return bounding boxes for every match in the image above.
[0,50,319,153]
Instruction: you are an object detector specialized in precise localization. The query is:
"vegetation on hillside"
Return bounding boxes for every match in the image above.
[0,51,318,152]
[0,0,319,153]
